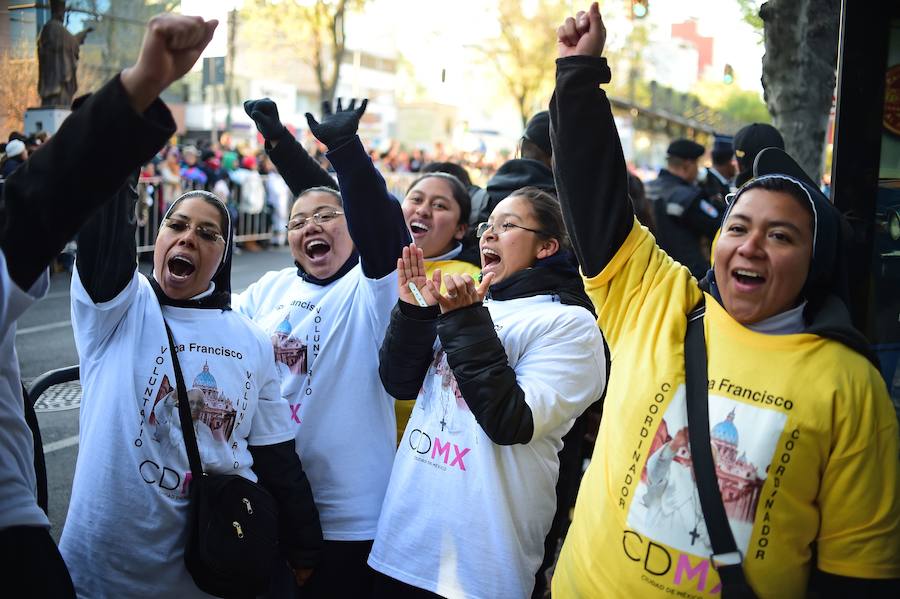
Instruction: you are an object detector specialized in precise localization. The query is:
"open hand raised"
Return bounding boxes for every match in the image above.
[304,97,368,151]
[397,243,441,307]
[557,2,605,59]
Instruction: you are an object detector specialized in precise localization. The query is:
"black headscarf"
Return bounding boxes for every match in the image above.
[148,190,233,311]
[699,148,877,366]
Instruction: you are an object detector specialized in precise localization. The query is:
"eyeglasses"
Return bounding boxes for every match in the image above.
[161,218,225,244]
[287,209,344,231]
[475,221,549,239]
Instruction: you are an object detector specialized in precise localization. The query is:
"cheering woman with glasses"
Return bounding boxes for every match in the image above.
[235,98,410,597]
[368,186,609,598]
[62,156,323,595]
[243,99,481,448]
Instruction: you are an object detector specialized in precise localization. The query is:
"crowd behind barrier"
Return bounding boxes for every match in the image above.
[131,171,420,254]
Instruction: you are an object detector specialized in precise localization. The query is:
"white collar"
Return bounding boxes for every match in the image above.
[190,282,216,300]
[708,167,732,187]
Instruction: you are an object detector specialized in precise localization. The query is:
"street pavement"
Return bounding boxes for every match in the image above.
[18,245,294,540]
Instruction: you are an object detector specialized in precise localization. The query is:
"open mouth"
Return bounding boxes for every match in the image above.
[410,220,430,237]
[732,268,765,287]
[304,239,331,260]
[167,255,196,279]
[482,247,501,268]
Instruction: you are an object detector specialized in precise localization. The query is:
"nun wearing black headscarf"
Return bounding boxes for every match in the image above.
[60,183,322,597]
[549,8,899,598]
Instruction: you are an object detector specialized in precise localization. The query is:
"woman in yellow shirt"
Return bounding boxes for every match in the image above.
[550,4,899,598]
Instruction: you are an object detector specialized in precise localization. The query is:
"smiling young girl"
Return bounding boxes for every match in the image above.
[369,188,608,599]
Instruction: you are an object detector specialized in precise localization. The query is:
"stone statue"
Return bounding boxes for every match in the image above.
[37,0,93,108]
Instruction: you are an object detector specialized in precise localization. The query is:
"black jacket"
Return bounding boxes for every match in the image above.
[379,264,597,446]
[646,169,721,278]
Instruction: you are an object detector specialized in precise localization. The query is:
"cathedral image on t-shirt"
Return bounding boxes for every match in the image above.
[627,388,786,555]
[271,314,307,376]
[147,363,238,449]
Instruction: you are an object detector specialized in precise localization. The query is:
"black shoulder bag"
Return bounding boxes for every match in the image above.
[164,322,279,598]
[684,301,759,599]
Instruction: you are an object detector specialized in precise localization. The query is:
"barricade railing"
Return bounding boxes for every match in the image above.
[135,170,418,254]
[135,176,275,254]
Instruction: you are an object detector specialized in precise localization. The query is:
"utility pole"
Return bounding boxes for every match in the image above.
[225,8,236,132]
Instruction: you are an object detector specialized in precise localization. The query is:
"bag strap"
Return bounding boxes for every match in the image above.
[163,321,204,480]
[684,300,757,597]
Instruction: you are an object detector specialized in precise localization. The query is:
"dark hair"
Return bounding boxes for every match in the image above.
[627,172,655,234]
[421,161,473,187]
[665,155,696,170]
[508,186,570,251]
[520,137,551,164]
[406,172,471,225]
[732,176,815,231]
[170,190,229,233]
[297,185,342,206]
[711,149,734,166]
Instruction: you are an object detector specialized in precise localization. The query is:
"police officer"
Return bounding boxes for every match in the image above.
[702,134,735,205]
[646,138,723,278]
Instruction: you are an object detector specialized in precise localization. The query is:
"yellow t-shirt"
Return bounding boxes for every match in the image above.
[552,219,900,598]
[394,258,482,445]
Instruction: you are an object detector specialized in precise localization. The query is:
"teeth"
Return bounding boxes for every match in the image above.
[735,269,762,278]
[410,221,430,232]
[305,240,328,251]
[483,248,499,257]
[170,255,194,266]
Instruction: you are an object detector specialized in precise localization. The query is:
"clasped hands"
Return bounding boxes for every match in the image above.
[397,243,494,314]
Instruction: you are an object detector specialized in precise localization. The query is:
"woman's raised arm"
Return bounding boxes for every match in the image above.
[306,99,411,279]
[551,3,633,278]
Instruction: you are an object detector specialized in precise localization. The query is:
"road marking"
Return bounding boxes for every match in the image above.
[43,434,79,454]
[16,321,72,336]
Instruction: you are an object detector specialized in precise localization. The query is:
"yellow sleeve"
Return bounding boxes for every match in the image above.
[582,218,701,346]
[816,364,900,579]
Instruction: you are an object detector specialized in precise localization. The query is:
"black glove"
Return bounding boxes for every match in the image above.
[305,98,368,151]
[244,98,286,142]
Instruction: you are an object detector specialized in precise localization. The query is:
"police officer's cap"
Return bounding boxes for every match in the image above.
[666,139,704,160]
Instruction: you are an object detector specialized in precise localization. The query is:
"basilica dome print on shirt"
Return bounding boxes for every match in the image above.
[626,387,787,556]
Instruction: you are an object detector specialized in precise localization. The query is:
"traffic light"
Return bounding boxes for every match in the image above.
[631,0,649,19]
[723,64,734,85]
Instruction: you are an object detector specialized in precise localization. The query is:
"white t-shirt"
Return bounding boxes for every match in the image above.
[235,264,398,540]
[60,269,293,598]
[368,294,608,599]
[0,250,50,531]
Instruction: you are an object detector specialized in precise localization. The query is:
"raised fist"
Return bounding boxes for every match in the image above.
[244,98,287,142]
[121,14,218,113]
[557,2,606,59]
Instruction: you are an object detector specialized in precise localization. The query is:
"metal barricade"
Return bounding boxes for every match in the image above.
[135,176,275,253]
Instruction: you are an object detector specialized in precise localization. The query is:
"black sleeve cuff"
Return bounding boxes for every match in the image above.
[555,55,612,84]
[398,300,441,320]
